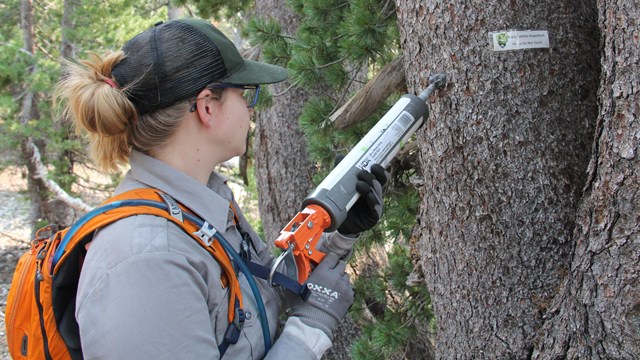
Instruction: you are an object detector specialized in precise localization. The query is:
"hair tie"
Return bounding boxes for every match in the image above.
[102,78,119,89]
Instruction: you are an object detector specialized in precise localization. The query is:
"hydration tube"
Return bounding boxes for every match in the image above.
[51,200,128,269]
[51,199,272,353]
[182,211,273,353]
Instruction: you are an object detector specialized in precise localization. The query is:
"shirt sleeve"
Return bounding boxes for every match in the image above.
[266,317,332,360]
[76,252,222,360]
[316,231,359,259]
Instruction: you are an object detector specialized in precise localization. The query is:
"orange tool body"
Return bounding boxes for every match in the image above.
[274,205,331,283]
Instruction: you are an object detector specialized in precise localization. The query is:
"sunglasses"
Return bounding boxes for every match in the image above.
[189,84,261,112]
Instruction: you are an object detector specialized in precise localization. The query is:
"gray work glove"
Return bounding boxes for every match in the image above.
[290,252,354,340]
[337,164,388,236]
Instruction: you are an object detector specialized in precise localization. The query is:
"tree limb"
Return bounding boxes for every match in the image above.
[329,55,406,129]
[26,140,92,213]
[0,231,30,245]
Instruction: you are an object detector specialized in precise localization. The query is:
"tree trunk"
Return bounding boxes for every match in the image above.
[253,2,364,358]
[19,0,47,236]
[55,0,78,199]
[396,0,600,358]
[61,0,78,60]
[167,0,184,20]
[18,0,88,235]
[533,0,640,358]
[253,0,315,244]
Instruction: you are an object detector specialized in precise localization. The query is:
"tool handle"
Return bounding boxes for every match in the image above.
[274,205,332,283]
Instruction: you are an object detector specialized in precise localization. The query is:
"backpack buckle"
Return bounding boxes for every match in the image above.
[223,308,245,345]
[193,221,217,246]
[234,307,246,330]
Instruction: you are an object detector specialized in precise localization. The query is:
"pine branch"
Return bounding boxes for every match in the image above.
[315,55,348,69]
[272,83,297,97]
[35,39,56,61]
[72,181,113,193]
[329,62,366,116]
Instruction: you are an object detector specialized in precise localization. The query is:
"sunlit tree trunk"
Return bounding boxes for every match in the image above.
[168,0,184,20]
[396,0,600,357]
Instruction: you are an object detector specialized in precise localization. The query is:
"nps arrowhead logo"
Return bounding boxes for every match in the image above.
[497,33,509,48]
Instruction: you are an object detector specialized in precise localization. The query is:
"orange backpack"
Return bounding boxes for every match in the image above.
[5,188,244,360]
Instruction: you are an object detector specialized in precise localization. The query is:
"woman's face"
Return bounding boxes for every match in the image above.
[216,88,252,159]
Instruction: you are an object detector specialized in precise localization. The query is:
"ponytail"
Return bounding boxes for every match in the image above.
[54,51,137,173]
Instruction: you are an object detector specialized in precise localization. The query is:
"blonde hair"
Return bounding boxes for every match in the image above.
[54,51,194,173]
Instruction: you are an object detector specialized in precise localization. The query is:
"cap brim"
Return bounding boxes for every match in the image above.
[222,59,288,85]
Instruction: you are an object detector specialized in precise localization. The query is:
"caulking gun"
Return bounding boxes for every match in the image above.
[271,73,447,284]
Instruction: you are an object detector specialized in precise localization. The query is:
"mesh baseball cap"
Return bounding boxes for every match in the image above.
[111,18,287,115]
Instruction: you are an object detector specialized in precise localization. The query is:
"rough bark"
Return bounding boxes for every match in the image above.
[396,1,600,358]
[252,2,365,357]
[533,0,640,358]
[253,0,315,244]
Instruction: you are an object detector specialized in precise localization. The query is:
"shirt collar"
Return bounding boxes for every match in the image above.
[115,150,230,233]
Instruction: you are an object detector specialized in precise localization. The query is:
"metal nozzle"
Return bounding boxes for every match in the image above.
[418,73,447,101]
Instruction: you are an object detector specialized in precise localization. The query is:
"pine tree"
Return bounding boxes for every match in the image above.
[0,0,174,231]
[243,1,436,358]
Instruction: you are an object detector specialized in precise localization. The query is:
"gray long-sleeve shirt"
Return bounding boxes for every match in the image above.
[76,151,345,359]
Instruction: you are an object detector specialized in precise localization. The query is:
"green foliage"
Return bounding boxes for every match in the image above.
[243,17,291,66]
[351,243,435,359]
[337,0,399,66]
[244,0,436,357]
[175,0,251,20]
[0,0,169,196]
[255,83,275,109]
[247,0,397,91]
[0,34,30,89]
[238,165,265,240]
[384,175,420,240]
[297,96,339,179]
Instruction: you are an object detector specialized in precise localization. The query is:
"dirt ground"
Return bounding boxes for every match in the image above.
[0,166,33,359]
[0,165,125,359]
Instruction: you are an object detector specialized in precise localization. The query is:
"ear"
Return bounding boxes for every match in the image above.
[195,88,216,127]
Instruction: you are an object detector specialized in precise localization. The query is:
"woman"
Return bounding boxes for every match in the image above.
[56,18,385,359]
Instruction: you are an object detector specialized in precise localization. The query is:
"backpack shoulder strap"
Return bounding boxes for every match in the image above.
[52,188,243,327]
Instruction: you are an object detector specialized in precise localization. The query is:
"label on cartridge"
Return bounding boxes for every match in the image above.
[310,97,413,191]
[304,95,428,230]
[356,111,415,171]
